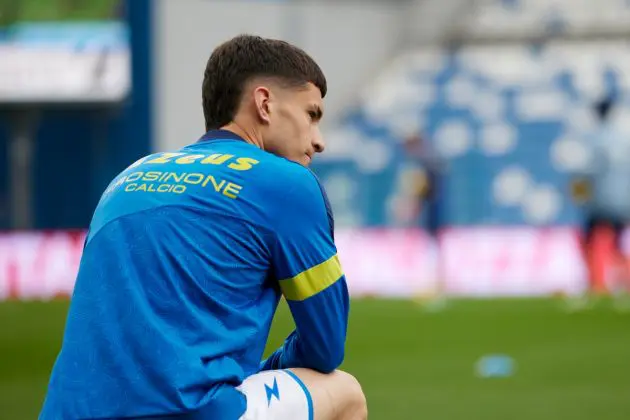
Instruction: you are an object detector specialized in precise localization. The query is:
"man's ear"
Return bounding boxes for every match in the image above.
[253,86,272,124]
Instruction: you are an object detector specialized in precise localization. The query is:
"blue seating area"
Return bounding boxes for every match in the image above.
[313,42,630,227]
[463,0,630,37]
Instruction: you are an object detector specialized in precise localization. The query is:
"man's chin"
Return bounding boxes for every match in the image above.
[290,155,311,167]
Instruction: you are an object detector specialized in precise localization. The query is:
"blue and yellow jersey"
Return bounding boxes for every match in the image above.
[39,130,349,420]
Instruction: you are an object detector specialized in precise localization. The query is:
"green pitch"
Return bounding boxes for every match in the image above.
[1,298,629,419]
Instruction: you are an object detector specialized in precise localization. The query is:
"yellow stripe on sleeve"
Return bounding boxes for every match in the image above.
[279,254,343,301]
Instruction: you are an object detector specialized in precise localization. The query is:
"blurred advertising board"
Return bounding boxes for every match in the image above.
[0,228,592,301]
[440,228,588,296]
[0,230,85,299]
[0,22,130,104]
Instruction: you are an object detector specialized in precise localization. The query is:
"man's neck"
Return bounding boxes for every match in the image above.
[221,122,264,150]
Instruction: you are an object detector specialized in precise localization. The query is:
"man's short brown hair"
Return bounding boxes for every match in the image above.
[202,34,327,131]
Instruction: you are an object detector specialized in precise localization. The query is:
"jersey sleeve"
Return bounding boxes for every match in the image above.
[260,166,349,374]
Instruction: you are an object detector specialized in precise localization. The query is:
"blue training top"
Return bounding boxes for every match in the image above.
[39,130,349,420]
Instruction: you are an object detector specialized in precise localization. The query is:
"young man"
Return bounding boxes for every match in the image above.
[40,35,367,420]
[574,96,630,297]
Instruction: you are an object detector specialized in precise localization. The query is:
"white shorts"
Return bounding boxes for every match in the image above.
[237,369,313,420]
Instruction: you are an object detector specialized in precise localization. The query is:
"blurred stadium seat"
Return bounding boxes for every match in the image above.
[461,0,630,38]
[316,40,630,226]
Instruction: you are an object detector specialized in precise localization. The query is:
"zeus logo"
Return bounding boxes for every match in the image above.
[265,377,280,406]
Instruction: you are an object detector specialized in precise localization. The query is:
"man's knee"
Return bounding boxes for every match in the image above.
[287,368,367,420]
[329,370,367,420]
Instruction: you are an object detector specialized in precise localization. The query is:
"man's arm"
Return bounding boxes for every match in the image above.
[260,168,349,374]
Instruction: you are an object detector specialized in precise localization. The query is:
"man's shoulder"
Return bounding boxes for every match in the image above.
[258,158,324,199]
[260,159,333,230]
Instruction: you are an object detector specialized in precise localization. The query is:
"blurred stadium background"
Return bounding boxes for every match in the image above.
[1,0,630,419]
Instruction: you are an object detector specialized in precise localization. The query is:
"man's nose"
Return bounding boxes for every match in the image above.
[313,129,325,153]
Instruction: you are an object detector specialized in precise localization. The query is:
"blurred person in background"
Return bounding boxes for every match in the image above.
[402,133,445,242]
[40,34,366,420]
[401,133,447,305]
[571,94,630,306]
